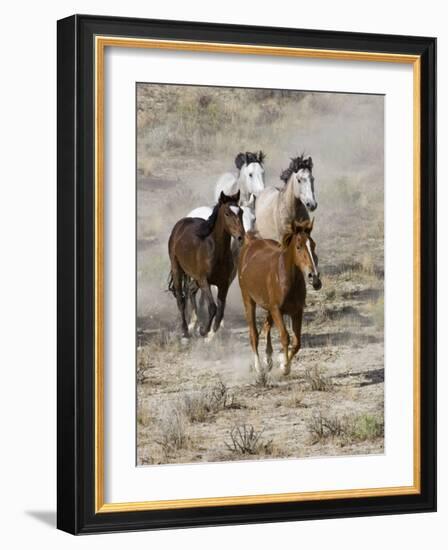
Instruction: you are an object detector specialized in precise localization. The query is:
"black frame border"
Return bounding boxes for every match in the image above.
[57,14,436,534]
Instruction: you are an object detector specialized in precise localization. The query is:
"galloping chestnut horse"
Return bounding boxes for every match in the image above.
[168,191,245,340]
[238,220,321,375]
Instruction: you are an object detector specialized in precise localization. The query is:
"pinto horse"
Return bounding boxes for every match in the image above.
[238,220,321,375]
[168,191,245,340]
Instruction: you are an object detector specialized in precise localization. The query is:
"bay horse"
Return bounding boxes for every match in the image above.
[168,191,245,340]
[238,219,321,375]
[186,200,256,331]
[255,155,317,242]
[215,151,266,206]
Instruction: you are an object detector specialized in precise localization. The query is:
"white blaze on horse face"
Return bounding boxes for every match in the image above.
[229,205,240,216]
[305,239,319,277]
[243,162,265,197]
[293,168,317,210]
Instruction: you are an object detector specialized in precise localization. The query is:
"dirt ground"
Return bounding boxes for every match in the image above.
[136,85,384,465]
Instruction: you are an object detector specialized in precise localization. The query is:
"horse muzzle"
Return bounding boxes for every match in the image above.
[312,276,322,290]
[308,272,322,290]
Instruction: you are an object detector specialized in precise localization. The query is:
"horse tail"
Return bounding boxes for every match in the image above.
[167,269,191,300]
[167,270,176,296]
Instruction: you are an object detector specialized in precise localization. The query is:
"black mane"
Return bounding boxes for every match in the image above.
[195,203,220,239]
[195,191,240,239]
[280,154,313,183]
[235,150,266,170]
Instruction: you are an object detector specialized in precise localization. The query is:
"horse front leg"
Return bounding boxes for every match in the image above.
[242,294,262,374]
[209,283,229,339]
[263,313,274,371]
[288,309,303,365]
[198,280,217,337]
[270,307,290,375]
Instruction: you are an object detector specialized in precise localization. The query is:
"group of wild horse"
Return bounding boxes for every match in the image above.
[168,151,322,375]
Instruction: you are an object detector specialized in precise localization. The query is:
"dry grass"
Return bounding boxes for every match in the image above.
[285,387,307,408]
[156,406,190,458]
[181,380,240,423]
[308,411,384,445]
[225,424,272,456]
[304,367,334,392]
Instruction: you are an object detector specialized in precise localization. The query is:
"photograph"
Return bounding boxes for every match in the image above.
[136,83,385,466]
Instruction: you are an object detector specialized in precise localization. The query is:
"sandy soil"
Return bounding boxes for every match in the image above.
[136,180,384,466]
[135,85,384,466]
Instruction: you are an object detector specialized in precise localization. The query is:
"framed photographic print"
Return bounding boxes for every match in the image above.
[57,14,436,534]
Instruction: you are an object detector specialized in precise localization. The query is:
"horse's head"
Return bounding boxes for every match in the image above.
[219,191,245,243]
[281,155,317,211]
[235,151,266,197]
[282,219,322,290]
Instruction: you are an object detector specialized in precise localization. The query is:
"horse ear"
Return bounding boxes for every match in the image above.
[231,190,240,203]
[294,220,312,234]
[257,150,265,163]
[235,153,245,170]
[219,191,226,203]
[307,156,313,169]
[282,231,294,249]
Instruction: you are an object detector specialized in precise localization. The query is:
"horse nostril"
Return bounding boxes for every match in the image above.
[308,273,313,278]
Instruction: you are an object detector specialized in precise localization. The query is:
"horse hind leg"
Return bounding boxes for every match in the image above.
[168,258,190,340]
[242,294,262,374]
[187,280,199,334]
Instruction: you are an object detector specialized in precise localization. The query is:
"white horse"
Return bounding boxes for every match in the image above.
[255,155,317,242]
[186,200,256,335]
[215,151,265,206]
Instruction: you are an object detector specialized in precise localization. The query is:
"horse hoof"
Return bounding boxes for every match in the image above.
[277,354,290,375]
[206,330,216,343]
[180,336,190,345]
[280,364,291,376]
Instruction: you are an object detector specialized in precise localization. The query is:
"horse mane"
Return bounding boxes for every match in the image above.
[235,150,266,170]
[196,191,240,239]
[281,220,313,249]
[196,202,220,239]
[280,154,313,183]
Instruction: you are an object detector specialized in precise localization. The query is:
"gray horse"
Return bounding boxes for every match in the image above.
[255,155,317,242]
